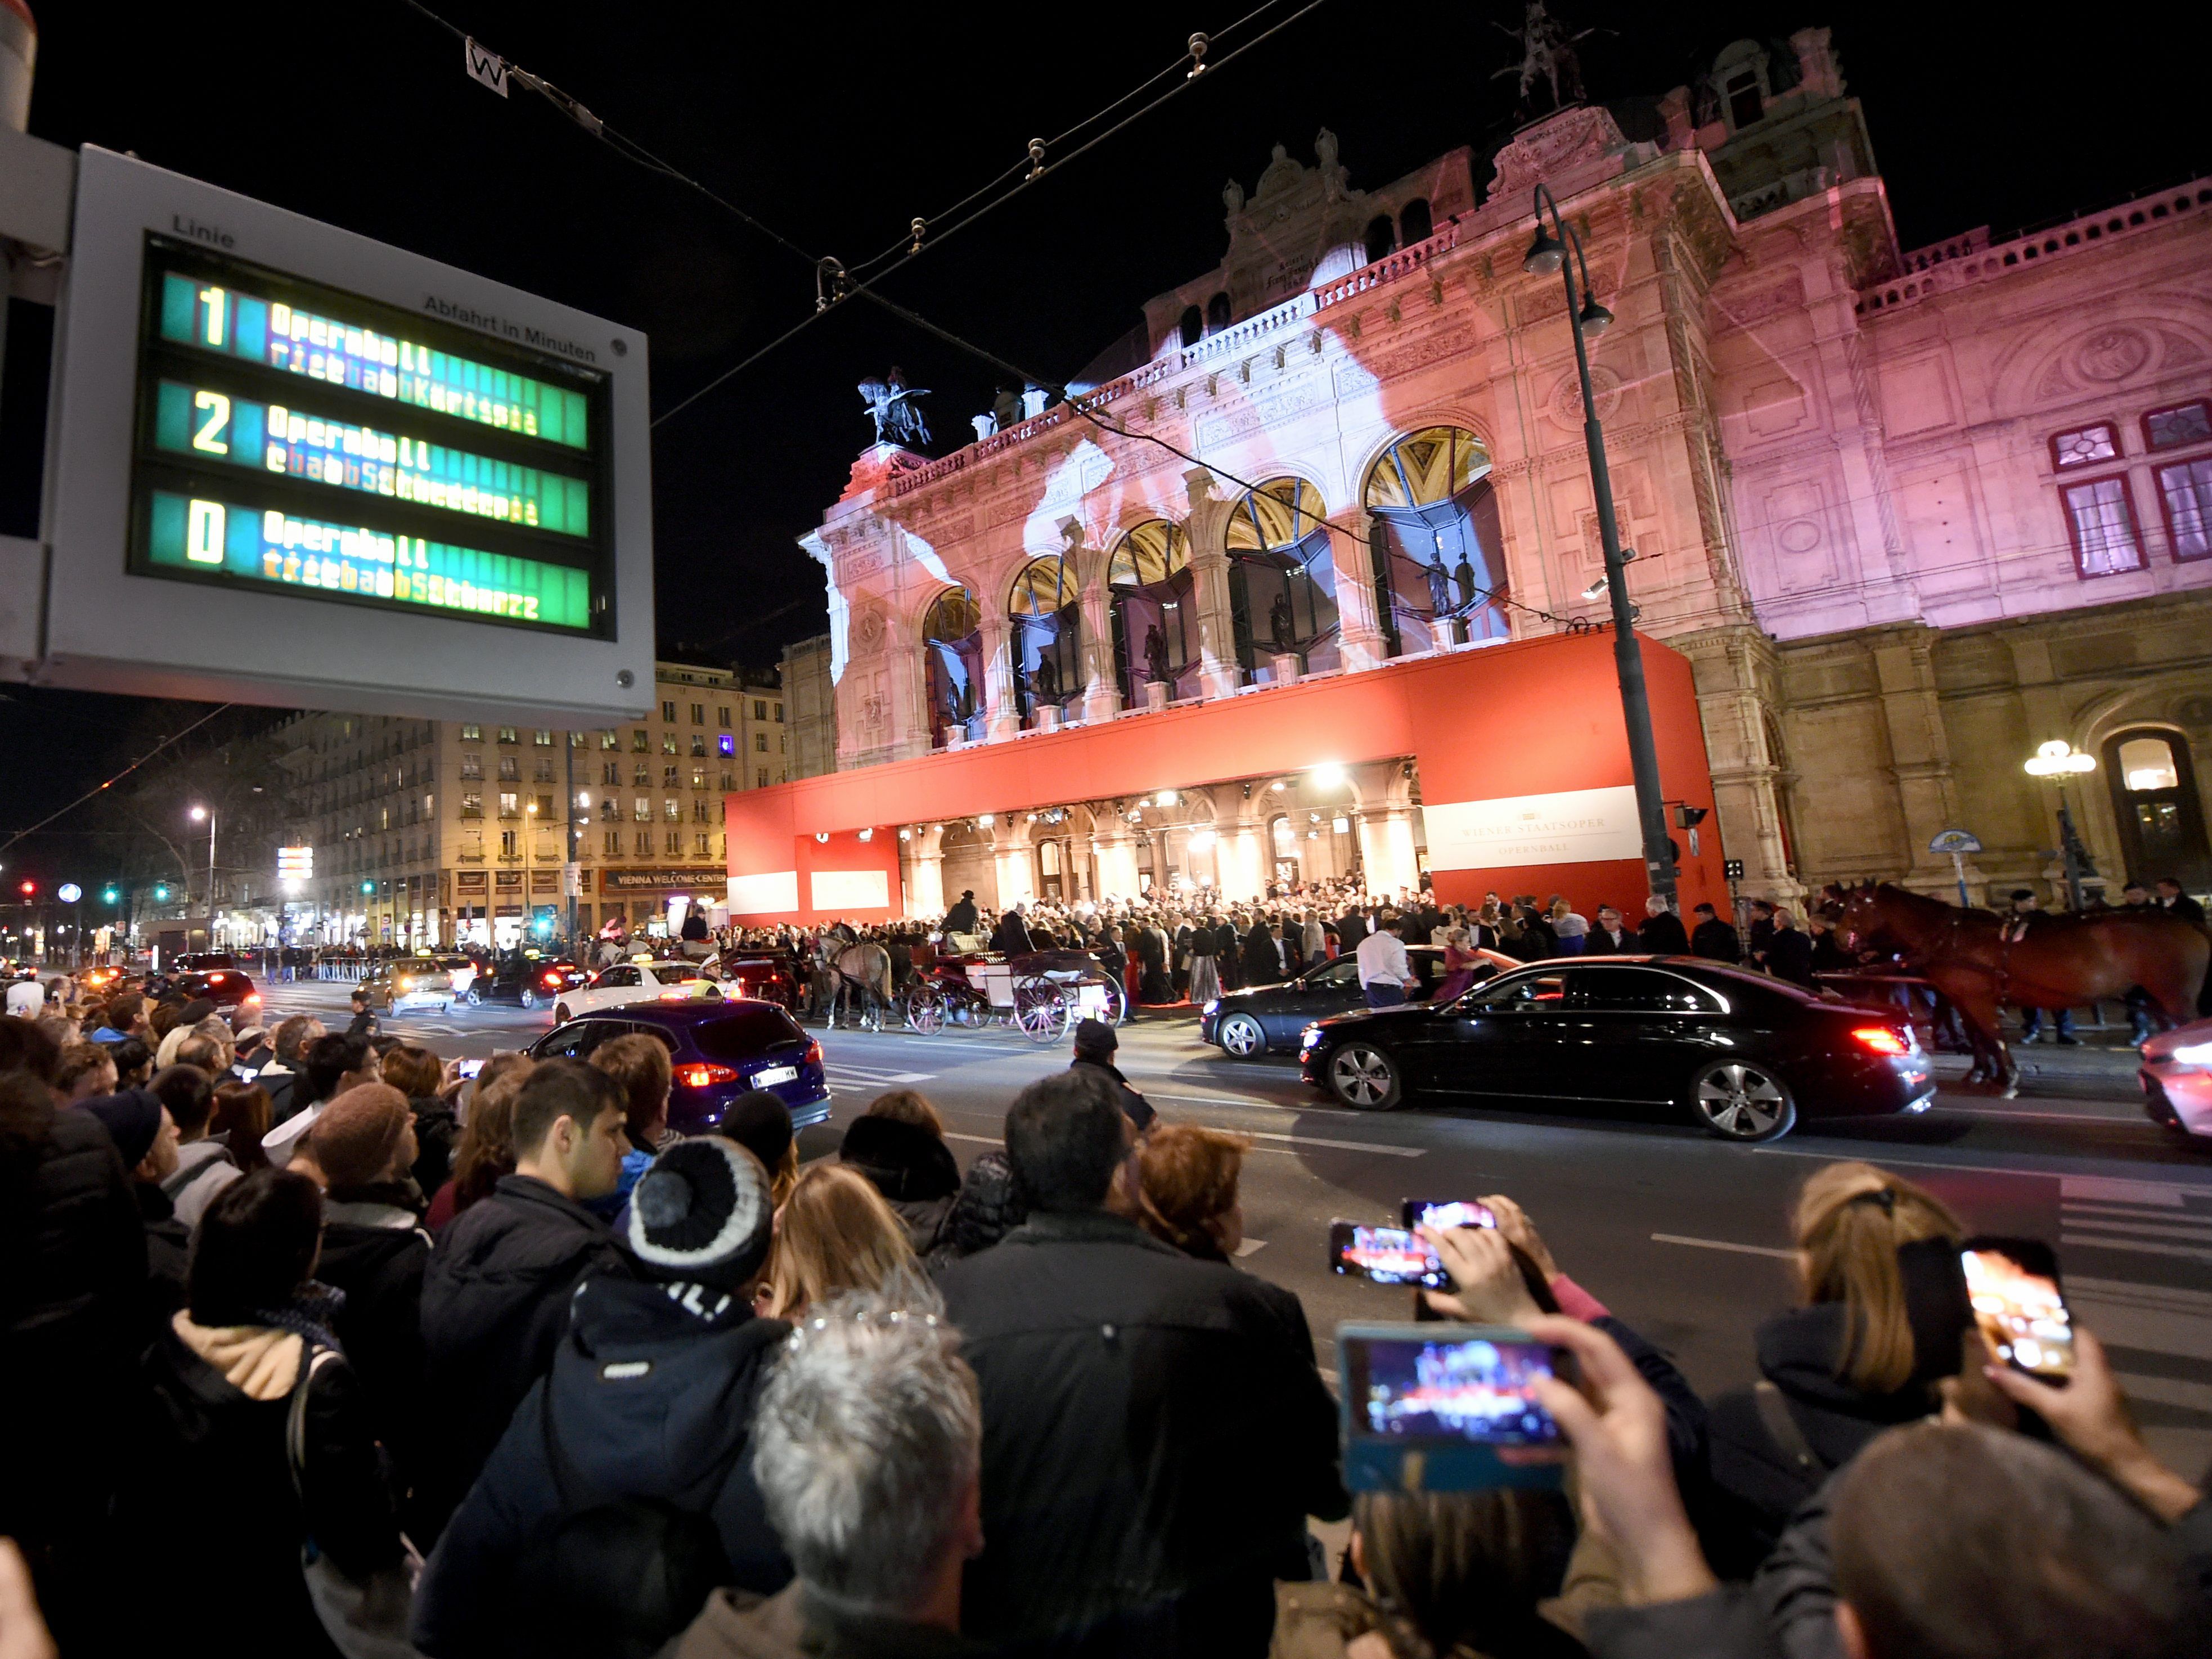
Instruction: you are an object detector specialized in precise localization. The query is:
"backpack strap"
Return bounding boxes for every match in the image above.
[1752,1380,1826,1478]
[285,1343,347,1512]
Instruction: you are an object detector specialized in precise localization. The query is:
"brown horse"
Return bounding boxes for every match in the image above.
[1832,883,2209,1093]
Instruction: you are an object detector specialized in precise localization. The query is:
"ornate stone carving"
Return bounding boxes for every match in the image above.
[2074,327,2150,383]
[850,606,888,653]
[1548,363,1622,426]
[1489,105,1626,199]
[1777,519,1823,554]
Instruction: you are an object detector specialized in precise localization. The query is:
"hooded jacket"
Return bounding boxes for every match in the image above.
[413,1276,792,1658]
[837,1115,960,1257]
[1703,1301,1942,1574]
[162,1134,241,1229]
[318,1186,434,1528]
[932,1149,1026,1266]
[937,1210,1345,1651]
[418,1174,635,1536]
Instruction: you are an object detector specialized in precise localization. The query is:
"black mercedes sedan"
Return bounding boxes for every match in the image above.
[1199,945,1520,1058]
[1297,956,1934,1141]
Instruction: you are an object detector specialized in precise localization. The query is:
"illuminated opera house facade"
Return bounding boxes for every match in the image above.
[726,29,2212,923]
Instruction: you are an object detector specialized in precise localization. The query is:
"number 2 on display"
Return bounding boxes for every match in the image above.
[191,389,231,455]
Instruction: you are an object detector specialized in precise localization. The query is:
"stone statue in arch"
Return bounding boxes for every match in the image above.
[1222,177,1246,215]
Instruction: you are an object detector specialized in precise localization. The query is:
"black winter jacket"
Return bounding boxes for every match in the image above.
[1691,919,1743,963]
[1069,1055,1156,1131]
[319,1190,434,1526]
[136,1180,191,1323]
[409,1099,460,1199]
[127,1326,401,1656]
[932,1149,1026,1265]
[414,1276,792,1658]
[1638,911,1692,955]
[0,1099,147,1550]
[838,1115,960,1256]
[419,1174,635,1536]
[1704,1302,1940,1575]
[938,1210,1345,1654]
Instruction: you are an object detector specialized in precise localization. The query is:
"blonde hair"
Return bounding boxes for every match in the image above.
[864,1088,945,1138]
[1794,1161,1963,1395]
[757,1163,920,1321]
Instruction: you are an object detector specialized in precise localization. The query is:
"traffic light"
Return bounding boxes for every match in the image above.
[15,880,32,898]
[102,887,119,903]
[154,883,170,901]
[361,880,375,896]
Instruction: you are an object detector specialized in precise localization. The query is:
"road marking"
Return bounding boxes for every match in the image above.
[1932,1105,2139,1122]
[2062,1234,2212,1264]
[1203,1126,1424,1158]
[2114,1372,2212,1414]
[1146,1089,1367,1120]
[1755,1144,2212,1196]
[2061,1214,2212,1243]
[1234,1238,1269,1257]
[945,1132,1002,1146]
[2063,1175,2193,1207]
[822,1065,935,1085]
[1651,1233,1795,1260]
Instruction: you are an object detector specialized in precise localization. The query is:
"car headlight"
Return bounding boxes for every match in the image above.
[2173,1041,2212,1068]
[1203,999,1220,1017]
[1301,1023,1324,1049]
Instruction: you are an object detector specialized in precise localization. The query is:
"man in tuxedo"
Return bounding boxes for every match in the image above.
[1581,905,1635,954]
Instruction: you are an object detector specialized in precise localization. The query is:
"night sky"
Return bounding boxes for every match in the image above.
[2,0,2206,882]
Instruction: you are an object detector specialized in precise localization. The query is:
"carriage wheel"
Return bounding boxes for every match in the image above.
[905,987,946,1035]
[951,991,986,1029]
[1013,981,1069,1044]
[1098,977,1127,1026]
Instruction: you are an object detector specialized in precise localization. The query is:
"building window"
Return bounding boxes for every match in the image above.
[569,730,587,748]
[497,756,518,781]
[773,703,783,721]
[500,830,518,856]
[631,730,649,753]
[664,798,681,821]
[2051,422,2119,469]
[748,699,762,720]
[661,700,677,723]
[600,730,619,750]
[691,768,707,790]
[460,723,482,741]
[533,758,553,782]
[461,792,483,818]
[690,735,707,757]
[536,794,554,817]
[533,729,552,746]
[635,831,652,856]
[717,734,735,758]
[718,705,731,728]
[602,761,619,785]
[633,761,650,786]
[757,766,770,788]
[754,731,768,752]
[2156,457,2212,561]
[600,798,617,821]
[693,799,711,823]
[1226,476,1341,684]
[1179,304,1203,348]
[720,771,735,792]
[2060,475,2146,577]
[460,754,483,780]
[633,798,651,821]
[2144,400,2212,451]
[662,732,678,756]
[663,764,680,787]
[498,791,519,818]
[604,830,622,856]
[690,703,705,725]
[666,830,684,856]
[497,726,518,745]
[695,832,712,856]
[1724,70,1763,129]
[1206,291,1230,332]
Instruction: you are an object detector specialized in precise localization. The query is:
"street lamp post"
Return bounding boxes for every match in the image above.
[2023,740,2098,911]
[1525,183,1676,907]
[189,804,217,951]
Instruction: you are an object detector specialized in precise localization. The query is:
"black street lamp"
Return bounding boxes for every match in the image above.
[1525,183,1676,906]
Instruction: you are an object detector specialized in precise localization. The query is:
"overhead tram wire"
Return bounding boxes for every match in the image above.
[0,703,235,861]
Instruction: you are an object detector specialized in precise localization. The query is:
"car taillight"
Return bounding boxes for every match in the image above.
[659,990,689,1001]
[543,972,563,987]
[208,972,226,983]
[675,1062,740,1089]
[803,1039,822,1067]
[1851,1025,1912,1055]
[244,993,261,1005]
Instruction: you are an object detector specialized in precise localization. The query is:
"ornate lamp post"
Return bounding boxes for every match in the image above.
[1524,183,1675,906]
[2023,739,2098,911]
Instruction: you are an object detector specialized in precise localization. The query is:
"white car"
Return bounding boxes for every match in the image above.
[551,959,727,1024]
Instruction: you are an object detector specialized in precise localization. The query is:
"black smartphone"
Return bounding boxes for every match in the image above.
[1338,1323,1567,1492]
[1331,1221,1449,1289]
[1402,1199,1499,1232]
[1962,1239,2074,1380]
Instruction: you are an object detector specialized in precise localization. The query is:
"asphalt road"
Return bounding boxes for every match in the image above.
[262,977,2212,1475]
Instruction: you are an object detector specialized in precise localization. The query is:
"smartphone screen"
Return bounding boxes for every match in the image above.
[1962,1247,2074,1378]
[457,1057,487,1079]
[1343,1329,1562,1447]
[1402,1199,1498,1232]
[1331,1221,1448,1288]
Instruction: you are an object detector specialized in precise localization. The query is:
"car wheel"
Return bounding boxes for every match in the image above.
[1328,1043,1404,1111]
[1217,1013,1267,1060]
[1691,1060,1798,1142]
[519,987,537,1010]
[554,1004,570,1024]
[465,988,482,1006]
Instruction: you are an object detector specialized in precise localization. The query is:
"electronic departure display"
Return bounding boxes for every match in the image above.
[127,236,613,636]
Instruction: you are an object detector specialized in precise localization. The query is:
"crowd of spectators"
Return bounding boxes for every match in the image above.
[3,968,2207,1659]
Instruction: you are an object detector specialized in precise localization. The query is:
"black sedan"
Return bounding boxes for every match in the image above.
[463,956,585,1011]
[1298,956,1934,1141]
[1199,944,1522,1058]
[147,967,262,1015]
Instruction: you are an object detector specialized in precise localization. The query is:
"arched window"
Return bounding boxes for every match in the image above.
[1399,197,1433,245]
[1363,214,1396,265]
[1008,556,1081,725]
[1108,520,1197,706]
[1178,305,1203,347]
[1363,426,1508,656]
[2103,727,2211,888]
[1205,291,1231,332]
[1270,813,1300,887]
[1226,477,1339,684]
[921,587,986,748]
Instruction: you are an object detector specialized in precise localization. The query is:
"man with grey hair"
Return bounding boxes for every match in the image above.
[677,1292,986,1657]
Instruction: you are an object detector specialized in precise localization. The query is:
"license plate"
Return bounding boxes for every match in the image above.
[754,1065,798,1086]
